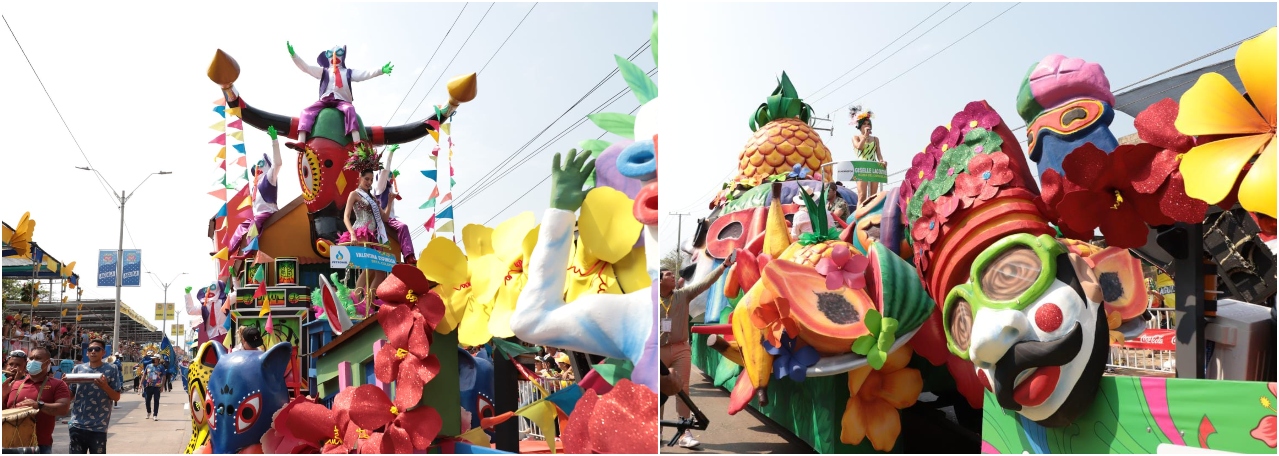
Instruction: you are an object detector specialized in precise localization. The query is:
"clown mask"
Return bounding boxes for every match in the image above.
[941,233,1109,427]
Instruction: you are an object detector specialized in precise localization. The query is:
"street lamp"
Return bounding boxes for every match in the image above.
[148,271,187,343]
[79,168,172,350]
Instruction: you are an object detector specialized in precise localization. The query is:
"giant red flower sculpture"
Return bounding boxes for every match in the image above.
[374,265,446,410]
[1131,98,1212,224]
[263,385,442,454]
[562,379,658,454]
[1045,143,1168,248]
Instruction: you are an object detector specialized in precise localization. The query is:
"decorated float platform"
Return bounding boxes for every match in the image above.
[180,12,661,454]
[681,29,1277,454]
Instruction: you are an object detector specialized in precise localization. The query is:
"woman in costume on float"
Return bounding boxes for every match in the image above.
[341,145,393,296]
[849,106,884,206]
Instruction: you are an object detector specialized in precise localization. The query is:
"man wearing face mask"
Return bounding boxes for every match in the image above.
[2,347,72,454]
[67,339,121,454]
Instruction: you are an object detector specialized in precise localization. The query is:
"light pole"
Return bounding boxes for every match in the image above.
[80,168,172,350]
[148,271,187,344]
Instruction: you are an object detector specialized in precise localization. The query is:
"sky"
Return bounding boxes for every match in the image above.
[659,1,1277,259]
[0,2,656,339]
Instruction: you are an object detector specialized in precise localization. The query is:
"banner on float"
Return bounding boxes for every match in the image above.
[329,245,396,272]
[97,249,142,287]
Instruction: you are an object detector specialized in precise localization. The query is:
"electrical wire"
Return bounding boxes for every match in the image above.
[401,2,497,126]
[443,41,650,205]
[828,3,1021,115]
[382,3,470,126]
[4,15,119,205]
[809,2,953,102]
[479,3,538,75]
[456,68,654,207]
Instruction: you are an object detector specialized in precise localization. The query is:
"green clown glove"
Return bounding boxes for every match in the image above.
[550,149,596,212]
[382,62,394,75]
[287,41,295,57]
[267,125,278,141]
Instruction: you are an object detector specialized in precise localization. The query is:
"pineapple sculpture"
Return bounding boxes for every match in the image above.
[737,72,832,184]
[779,184,853,266]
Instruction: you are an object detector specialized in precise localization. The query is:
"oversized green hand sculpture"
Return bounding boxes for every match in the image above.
[287,41,295,57]
[550,149,596,212]
[382,62,394,75]
[267,125,278,141]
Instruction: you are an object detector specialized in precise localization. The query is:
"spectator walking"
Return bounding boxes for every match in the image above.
[2,347,72,454]
[67,339,121,454]
[142,356,164,421]
[132,363,143,393]
[659,257,732,449]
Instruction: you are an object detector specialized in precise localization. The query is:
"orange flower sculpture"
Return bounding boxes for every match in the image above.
[1176,27,1276,218]
[840,344,923,452]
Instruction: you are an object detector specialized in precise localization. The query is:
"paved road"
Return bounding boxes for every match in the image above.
[49,384,191,454]
[660,366,813,454]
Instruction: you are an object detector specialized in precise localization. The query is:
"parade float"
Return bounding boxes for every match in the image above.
[684,28,1276,454]
[182,12,659,454]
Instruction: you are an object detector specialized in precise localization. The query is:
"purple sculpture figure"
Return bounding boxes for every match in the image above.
[373,145,416,263]
[288,42,393,146]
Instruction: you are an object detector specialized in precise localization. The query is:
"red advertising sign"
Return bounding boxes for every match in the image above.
[1115,328,1177,351]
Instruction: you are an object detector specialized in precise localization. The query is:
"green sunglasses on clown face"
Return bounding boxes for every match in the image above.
[942,233,1066,359]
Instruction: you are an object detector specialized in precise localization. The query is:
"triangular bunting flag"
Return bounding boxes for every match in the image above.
[254,279,267,299]
[265,313,274,333]
[441,123,451,136]
[429,155,438,166]
[243,238,260,253]
[214,98,225,106]
[246,223,259,238]
[419,199,437,210]
[235,156,247,167]
[219,161,227,171]
[229,131,244,141]
[441,193,453,205]
[210,134,226,145]
[429,187,440,199]
[208,189,226,200]
[423,215,436,231]
[213,106,226,117]
[253,264,266,282]
[431,145,440,157]
[226,107,241,117]
[232,144,246,154]
[215,204,227,218]
[216,147,227,160]
[254,250,273,264]
[514,401,558,454]
[438,219,455,232]
[214,247,230,261]
[209,120,226,131]
[421,170,438,181]
[451,177,457,187]
[438,206,454,220]
[227,119,243,129]
[450,164,455,176]
[428,130,440,143]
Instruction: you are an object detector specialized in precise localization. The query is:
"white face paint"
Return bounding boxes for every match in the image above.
[970,280,1098,422]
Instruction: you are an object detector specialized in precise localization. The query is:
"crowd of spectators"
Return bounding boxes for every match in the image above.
[3,313,149,363]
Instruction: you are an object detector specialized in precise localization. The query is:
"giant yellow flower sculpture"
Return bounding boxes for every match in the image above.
[840,345,922,452]
[1176,27,1276,218]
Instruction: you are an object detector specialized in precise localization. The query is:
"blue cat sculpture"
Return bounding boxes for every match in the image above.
[458,347,495,437]
[204,342,292,454]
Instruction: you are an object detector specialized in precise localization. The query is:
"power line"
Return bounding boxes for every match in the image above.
[443,41,650,206]
[814,3,972,108]
[4,15,119,205]
[456,68,653,207]
[479,3,538,75]
[401,2,496,127]
[808,3,952,102]
[383,3,470,126]
[475,105,643,227]
[829,3,1020,115]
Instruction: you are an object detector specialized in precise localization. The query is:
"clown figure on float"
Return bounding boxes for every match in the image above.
[287,42,392,147]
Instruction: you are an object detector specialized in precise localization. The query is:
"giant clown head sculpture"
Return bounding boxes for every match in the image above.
[899,100,1149,426]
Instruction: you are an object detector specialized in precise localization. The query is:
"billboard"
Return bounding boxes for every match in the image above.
[97,249,141,287]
